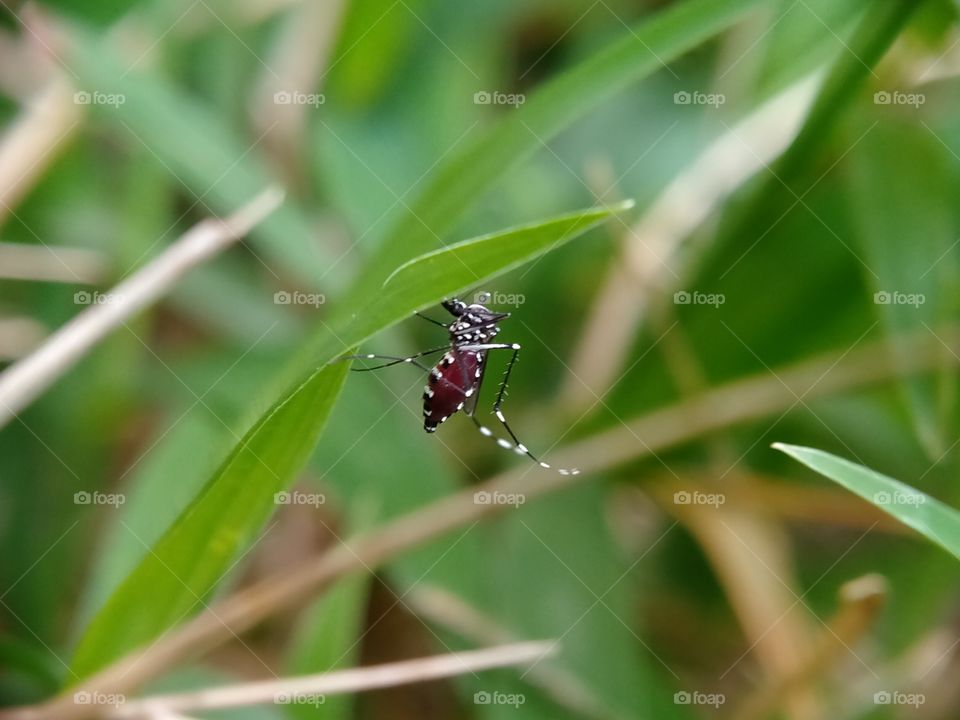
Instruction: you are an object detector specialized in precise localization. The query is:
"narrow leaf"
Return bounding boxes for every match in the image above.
[351,201,634,342]
[71,202,627,677]
[71,362,350,677]
[848,122,958,458]
[773,443,960,559]
[66,26,334,289]
[353,0,769,292]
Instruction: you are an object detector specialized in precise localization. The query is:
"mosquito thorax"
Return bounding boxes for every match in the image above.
[444,300,509,345]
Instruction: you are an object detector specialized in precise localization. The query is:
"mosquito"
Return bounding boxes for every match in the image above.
[339,294,579,475]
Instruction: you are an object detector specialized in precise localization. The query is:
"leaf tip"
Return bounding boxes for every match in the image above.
[771,442,806,461]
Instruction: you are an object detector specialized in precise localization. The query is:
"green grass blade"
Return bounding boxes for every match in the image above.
[356,0,768,290]
[347,201,634,342]
[66,26,333,289]
[70,361,350,677]
[70,202,627,678]
[773,443,960,559]
[760,0,921,190]
[848,122,958,458]
[285,575,371,720]
[714,0,921,252]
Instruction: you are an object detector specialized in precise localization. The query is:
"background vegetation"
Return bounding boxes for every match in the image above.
[1,0,959,718]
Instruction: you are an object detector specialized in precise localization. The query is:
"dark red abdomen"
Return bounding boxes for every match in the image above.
[423,350,481,432]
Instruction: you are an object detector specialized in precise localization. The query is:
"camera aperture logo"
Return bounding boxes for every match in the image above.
[473,490,525,508]
[474,690,525,707]
[74,290,125,306]
[274,691,326,707]
[474,90,525,108]
[274,290,326,307]
[873,90,925,108]
[873,290,924,308]
[674,290,725,308]
[674,90,725,108]
[74,490,125,508]
[74,691,125,708]
[873,490,925,507]
[74,91,126,107]
[275,490,326,508]
[673,490,725,508]
[874,690,924,707]
[674,690,725,707]
[474,290,525,307]
[273,90,325,107]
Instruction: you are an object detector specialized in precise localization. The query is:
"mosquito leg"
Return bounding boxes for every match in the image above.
[338,346,446,371]
[414,312,448,328]
[460,342,580,476]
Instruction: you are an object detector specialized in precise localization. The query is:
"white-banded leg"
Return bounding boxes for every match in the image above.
[339,348,471,397]
[459,343,580,476]
[338,347,446,371]
[414,311,448,328]
[340,349,465,427]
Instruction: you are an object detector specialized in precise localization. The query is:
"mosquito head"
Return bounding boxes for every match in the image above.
[442,297,510,324]
[441,298,468,316]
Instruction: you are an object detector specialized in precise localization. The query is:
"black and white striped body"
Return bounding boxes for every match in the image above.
[343,295,579,475]
[422,300,501,432]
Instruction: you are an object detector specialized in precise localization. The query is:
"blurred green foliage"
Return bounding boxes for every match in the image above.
[2,0,960,718]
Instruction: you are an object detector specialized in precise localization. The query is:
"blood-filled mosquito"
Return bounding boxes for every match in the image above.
[339,294,579,475]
